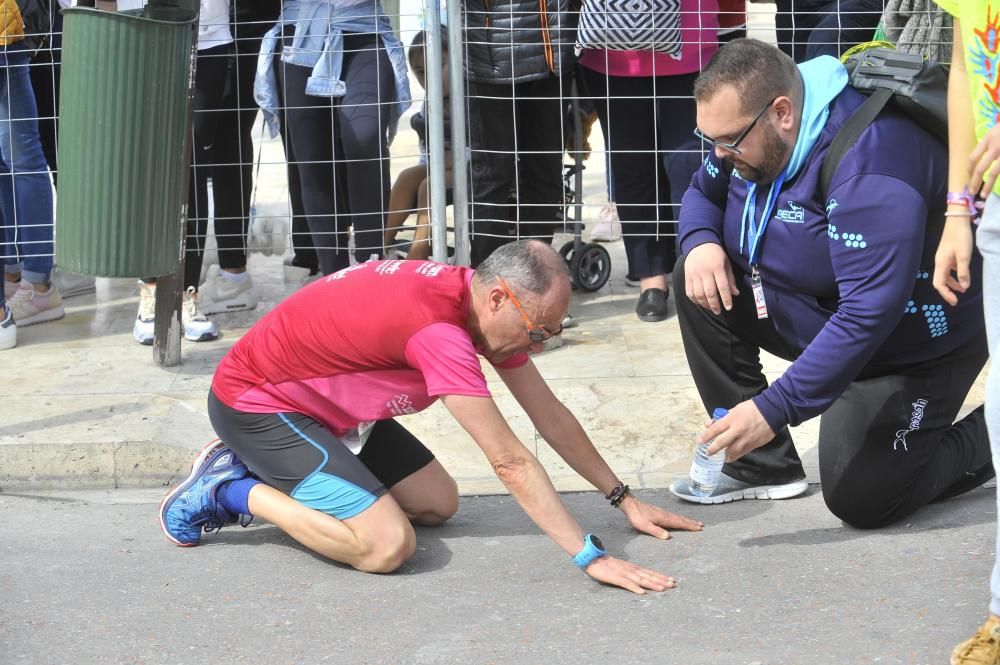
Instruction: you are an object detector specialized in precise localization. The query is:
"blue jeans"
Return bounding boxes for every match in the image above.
[0,42,55,307]
[976,193,1000,616]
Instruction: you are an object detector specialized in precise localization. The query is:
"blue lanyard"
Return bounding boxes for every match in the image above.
[739,171,786,266]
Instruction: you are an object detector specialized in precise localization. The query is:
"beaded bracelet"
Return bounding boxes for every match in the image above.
[605,481,631,508]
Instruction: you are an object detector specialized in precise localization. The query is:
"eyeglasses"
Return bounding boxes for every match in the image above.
[497,277,562,343]
[693,97,777,155]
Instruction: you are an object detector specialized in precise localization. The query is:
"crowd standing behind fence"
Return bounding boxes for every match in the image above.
[578,0,719,323]
[2,0,931,351]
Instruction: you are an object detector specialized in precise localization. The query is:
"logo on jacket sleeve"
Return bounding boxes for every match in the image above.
[775,200,805,223]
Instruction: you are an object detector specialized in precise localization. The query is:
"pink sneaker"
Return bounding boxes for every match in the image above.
[9,281,65,327]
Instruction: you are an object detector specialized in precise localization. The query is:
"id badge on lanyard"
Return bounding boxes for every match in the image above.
[741,174,785,322]
[751,265,768,319]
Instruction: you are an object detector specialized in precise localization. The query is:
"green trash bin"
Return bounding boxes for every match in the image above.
[55,5,197,277]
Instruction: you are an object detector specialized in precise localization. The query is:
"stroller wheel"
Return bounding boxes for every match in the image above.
[570,243,611,292]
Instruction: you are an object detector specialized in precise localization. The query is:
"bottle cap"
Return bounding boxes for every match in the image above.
[711,407,729,420]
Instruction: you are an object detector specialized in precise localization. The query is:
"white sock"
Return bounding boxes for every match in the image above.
[219,270,248,283]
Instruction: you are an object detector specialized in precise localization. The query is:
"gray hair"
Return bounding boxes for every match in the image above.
[475,240,568,296]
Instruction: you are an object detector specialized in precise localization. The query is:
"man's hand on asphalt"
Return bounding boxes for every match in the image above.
[970,124,1000,198]
[618,494,703,539]
[933,217,974,306]
[584,555,676,595]
[684,243,741,315]
[701,399,775,461]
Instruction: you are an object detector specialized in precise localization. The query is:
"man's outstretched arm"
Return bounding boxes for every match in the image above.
[495,361,704,539]
[441,392,677,594]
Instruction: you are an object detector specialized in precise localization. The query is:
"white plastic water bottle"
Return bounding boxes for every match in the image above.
[688,407,729,496]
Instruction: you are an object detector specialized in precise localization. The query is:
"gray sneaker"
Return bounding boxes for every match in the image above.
[52,269,96,298]
[669,472,808,504]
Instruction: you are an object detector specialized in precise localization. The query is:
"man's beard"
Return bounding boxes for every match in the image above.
[731,122,789,185]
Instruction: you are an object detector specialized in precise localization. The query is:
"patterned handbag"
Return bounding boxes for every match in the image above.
[576,0,683,56]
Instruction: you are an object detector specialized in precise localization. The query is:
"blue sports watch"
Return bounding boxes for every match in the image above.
[572,533,607,569]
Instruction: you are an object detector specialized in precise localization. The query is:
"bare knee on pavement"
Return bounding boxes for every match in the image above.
[247,484,416,573]
[389,459,460,526]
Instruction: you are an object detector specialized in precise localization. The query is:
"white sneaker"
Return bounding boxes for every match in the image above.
[133,280,156,345]
[590,204,622,242]
[624,274,641,287]
[4,279,18,300]
[9,281,65,326]
[52,269,97,298]
[197,270,258,315]
[282,259,321,287]
[0,303,15,350]
[182,287,220,342]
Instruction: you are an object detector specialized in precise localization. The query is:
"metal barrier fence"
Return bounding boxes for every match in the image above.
[2,0,951,330]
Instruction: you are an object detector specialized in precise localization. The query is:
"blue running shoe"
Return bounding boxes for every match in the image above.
[159,441,249,547]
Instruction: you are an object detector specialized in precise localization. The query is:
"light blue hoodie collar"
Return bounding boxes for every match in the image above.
[740,56,848,263]
[784,55,849,181]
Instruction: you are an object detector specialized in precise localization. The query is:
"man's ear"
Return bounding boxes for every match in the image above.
[774,96,796,130]
[487,286,505,313]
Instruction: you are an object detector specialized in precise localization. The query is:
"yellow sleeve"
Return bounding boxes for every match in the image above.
[932,0,960,18]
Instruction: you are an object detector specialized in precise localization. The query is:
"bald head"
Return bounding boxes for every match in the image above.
[474,240,570,295]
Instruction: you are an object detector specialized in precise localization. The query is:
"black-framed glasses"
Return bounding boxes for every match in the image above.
[693,97,777,155]
[497,277,562,343]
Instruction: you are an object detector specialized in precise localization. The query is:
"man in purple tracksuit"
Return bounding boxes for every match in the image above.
[669,39,992,528]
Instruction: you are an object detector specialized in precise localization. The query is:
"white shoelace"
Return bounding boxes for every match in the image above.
[183,287,209,323]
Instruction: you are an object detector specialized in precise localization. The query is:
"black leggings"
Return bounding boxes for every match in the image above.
[27,12,61,184]
[466,75,567,267]
[582,68,701,280]
[276,31,395,274]
[183,43,253,289]
[673,256,993,529]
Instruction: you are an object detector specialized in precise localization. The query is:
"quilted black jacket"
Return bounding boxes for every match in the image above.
[463,0,578,84]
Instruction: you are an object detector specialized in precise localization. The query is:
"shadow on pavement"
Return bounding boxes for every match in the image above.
[738,486,995,547]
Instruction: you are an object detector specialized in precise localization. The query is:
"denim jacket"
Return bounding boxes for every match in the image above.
[254,0,411,142]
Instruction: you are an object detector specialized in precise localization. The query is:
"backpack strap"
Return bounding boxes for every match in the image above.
[819,86,894,201]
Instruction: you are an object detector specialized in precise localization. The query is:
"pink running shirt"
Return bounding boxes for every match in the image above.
[212,260,528,437]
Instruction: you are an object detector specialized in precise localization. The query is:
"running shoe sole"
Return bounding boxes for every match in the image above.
[671,480,809,505]
[134,325,154,345]
[16,306,65,327]
[200,299,257,316]
[158,440,225,547]
[184,329,220,342]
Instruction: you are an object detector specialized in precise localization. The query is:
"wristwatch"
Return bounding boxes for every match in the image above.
[572,533,607,569]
